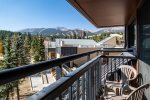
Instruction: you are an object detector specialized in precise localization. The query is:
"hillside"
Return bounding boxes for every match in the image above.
[17,27,124,36]
[17,27,94,36]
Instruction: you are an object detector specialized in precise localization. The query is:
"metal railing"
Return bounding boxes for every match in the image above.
[0,49,132,85]
[0,49,135,100]
[28,55,136,100]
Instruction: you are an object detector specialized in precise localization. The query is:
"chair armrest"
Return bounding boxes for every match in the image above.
[128,74,141,82]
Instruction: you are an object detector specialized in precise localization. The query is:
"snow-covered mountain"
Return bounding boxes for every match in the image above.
[18,27,94,36]
[17,27,124,36]
[94,27,124,34]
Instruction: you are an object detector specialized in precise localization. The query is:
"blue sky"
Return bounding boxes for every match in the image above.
[0,0,98,31]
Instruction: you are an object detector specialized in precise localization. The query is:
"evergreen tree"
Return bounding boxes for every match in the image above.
[10,33,26,99]
[31,36,38,62]
[0,38,3,55]
[11,33,26,66]
[3,34,11,68]
[38,35,45,61]
[24,33,31,64]
[31,35,45,62]
[0,34,15,99]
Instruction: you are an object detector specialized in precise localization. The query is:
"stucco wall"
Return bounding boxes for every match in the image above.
[74,48,100,66]
[138,60,150,100]
[73,48,122,66]
[103,36,117,46]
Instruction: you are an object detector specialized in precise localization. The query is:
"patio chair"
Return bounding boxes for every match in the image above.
[110,84,150,100]
[104,65,138,95]
[126,83,149,100]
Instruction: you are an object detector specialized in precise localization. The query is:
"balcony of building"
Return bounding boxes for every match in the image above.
[1,0,150,100]
[0,48,144,100]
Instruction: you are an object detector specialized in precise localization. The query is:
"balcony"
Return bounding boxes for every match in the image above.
[0,49,140,100]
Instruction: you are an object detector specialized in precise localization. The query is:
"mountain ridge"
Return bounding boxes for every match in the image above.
[16,27,124,36]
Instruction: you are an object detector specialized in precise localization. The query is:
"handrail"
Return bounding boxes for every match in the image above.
[0,49,132,85]
[100,55,136,59]
[0,50,98,85]
[99,48,133,52]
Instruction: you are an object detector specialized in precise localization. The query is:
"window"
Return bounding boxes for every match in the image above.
[127,21,137,48]
[138,0,150,64]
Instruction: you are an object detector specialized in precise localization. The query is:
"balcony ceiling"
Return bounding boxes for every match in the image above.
[68,0,140,28]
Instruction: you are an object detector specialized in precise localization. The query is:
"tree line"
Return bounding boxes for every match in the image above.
[47,33,87,41]
[89,32,123,42]
[0,30,45,99]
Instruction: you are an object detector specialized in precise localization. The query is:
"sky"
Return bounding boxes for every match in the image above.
[0,0,99,31]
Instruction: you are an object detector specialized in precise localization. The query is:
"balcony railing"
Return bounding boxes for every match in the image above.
[0,49,136,100]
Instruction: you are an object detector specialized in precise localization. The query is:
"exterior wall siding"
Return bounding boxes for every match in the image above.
[74,48,100,66]
[138,60,150,100]
[103,36,117,46]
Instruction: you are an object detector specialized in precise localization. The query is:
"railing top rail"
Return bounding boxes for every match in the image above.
[0,50,99,85]
[99,49,133,52]
[100,55,136,59]
[27,77,70,100]
[0,49,132,85]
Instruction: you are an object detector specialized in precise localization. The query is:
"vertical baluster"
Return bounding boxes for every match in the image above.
[111,58,112,73]
[114,58,117,81]
[127,59,129,65]
[86,54,90,100]
[86,71,89,100]
[97,61,100,87]
[107,57,109,74]
[103,57,106,79]
[122,58,124,65]
[92,66,94,100]
[91,66,94,100]
[118,58,121,82]
[82,74,85,100]
[118,58,121,66]
[69,86,72,100]
[72,82,76,100]
[126,58,127,65]
[95,62,98,97]
[110,58,113,81]
[93,64,96,100]
[77,79,80,100]
[99,57,102,86]
[94,62,97,97]
[89,68,92,100]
